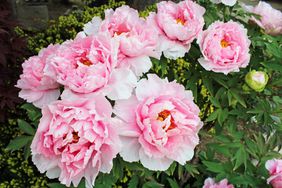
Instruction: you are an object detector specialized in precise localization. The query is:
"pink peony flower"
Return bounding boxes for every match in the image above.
[16,44,60,108]
[148,0,205,60]
[45,33,137,100]
[203,178,234,188]
[114,74,203,171]
[197,21,251,75]
[243,1,282,36]
[31,90,121,188]
[82,5,160,76]
[210,0,237,6]
[265,159,282,188]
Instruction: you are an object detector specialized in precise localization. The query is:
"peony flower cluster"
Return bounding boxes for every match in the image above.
[16,0,277,187]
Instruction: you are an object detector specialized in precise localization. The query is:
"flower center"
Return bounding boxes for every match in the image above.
[220,39,229,48]
[80,56,92,66]
[157,110,177,131]
[72,131,79,143]
[176,18,185,25]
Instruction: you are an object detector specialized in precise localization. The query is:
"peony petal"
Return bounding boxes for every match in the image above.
[106,68,137,100]
[119,137,141,162]
[139,149,173,171]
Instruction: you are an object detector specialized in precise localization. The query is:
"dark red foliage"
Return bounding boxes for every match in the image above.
[0,0,27,121]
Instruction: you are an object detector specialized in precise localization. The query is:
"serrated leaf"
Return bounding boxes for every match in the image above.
[167,178,179,188]
[18,119,35,135]
[6,136,33,151]
[230,89,246,108]
[233,147,247,171]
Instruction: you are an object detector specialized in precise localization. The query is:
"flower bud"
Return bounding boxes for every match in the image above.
[245,70,268,92]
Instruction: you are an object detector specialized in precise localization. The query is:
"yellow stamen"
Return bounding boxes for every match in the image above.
[72,131,79,143]
[80,57,92,66]
[176,18,185,25]
[221,39,229,48]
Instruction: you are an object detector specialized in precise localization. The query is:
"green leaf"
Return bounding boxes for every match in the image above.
[128,175,139,188]
[167,178,179,188]
[202,161,225,173]
[210,96,221,108]
[184,164,199,177]
[6,136,33,151]
[18,119,35,135]
[230,89,246,108]
[262,62,282,72]
[233,147,247,171]
[48,183,66,188]
[165,162,177,176]
[142,181,163,188]
[218,108,229,125]
[24,141,32,160]
[213,77,228,88]
[202,77,214,95]
[266,43,282,58]
[21,103,41,122]
[205,110,219,122]
[227,90,233,106]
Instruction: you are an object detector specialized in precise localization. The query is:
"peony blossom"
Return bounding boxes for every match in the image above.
[243,1,282,36]
[16,44,60,108]
[265,159,282,188]
[210,0,237,6]
[245,70,268,92]
[114,74,203,171]
[149,0,205,60]
[203,178,234,188]
[197,21,251,74]
[81,5,160,77]
[31,90,121,188]
[45,33,137,100]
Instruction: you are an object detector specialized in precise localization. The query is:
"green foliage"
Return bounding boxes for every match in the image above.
[17,0,125,54]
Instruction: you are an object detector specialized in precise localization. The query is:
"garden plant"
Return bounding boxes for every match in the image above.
[4,0,282,187]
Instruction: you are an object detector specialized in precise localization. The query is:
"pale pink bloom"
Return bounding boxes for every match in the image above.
[82,5,160,76]
[243,1,282,36]
[148,0,205,60]
[45,33,137,100]
[114,74,202,171]
[31,90,121,188]
[16,44,60,108]
[210,0,236,6]
[203,178,234,188]
[197,21,251,75]
[265,159,282,188]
